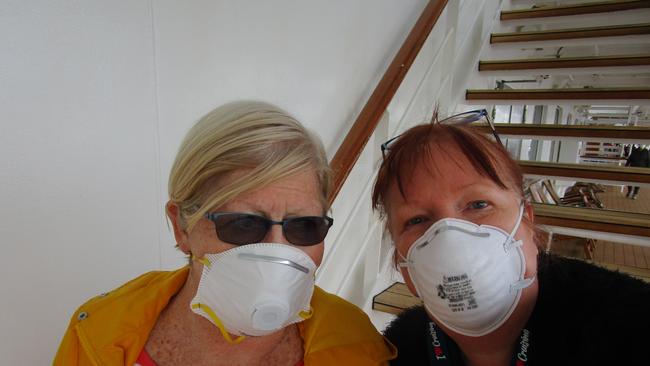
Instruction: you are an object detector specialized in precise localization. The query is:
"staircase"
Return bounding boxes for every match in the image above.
[371,0,650,316]
[470,0,650,243]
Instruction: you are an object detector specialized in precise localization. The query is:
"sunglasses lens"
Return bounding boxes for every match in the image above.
[214,213,268,245]
[209,213,332,246]
[284,217,331,246]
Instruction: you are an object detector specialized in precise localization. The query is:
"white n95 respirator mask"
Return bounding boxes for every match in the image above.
[399,204,535,337]
[190,243,316,343]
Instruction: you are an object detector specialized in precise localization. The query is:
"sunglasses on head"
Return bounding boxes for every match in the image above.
[380,109,502,159]
[204,212,334,246]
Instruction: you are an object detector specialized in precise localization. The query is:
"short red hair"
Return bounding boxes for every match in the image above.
[372,123,524,216]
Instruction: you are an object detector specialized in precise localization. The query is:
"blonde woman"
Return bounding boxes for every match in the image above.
[55,101,396,365]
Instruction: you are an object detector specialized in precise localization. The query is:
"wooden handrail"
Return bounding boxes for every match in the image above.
[328,0,449,205]
[500,0,650,20]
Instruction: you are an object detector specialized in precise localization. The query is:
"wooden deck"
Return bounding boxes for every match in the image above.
[598,184,650,215]
[549,183,650,282]
[532,182,650,283]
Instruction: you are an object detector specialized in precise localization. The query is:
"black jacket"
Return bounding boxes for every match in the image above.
[384,253,650,365]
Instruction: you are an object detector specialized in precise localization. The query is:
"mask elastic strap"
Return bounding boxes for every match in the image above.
[396,248,410,268]
[191,303,246,344]
[511,275,536,291]
[192,255,211,267]
[504,203,536,289]
[299,306,313,320]
[504,203,525,251]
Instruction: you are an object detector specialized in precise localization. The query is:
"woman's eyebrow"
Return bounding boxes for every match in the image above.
[391,203,426,219]
[453,180,504,193]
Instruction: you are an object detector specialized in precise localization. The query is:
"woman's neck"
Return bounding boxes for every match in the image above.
[146,269,303,365]
[448,280,538,366]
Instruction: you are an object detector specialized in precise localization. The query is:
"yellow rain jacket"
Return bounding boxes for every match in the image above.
[54,267,396,365]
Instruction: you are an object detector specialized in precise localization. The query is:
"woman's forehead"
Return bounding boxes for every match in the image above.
[398,140,476,187]
[396,143,519,205]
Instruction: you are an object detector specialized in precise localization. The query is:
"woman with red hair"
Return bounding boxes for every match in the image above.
[373,111,650,366]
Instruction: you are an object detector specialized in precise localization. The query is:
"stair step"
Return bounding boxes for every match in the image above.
[519,161,650,185]
[474,123,650,141]
[372,282,421,315]
[501,0,650,20]
[532,203,650,237]
[478,54,650,71]
[466,87,650,101]
[490,23,650,43]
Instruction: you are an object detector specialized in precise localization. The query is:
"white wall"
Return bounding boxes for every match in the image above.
[310,0,505,326]
[0,1,428,364]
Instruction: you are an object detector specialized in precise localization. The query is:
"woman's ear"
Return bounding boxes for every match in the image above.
[166,201,190,254]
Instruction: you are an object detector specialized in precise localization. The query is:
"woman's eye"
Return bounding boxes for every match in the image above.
[406,217,427,226]
[469,200,489,210]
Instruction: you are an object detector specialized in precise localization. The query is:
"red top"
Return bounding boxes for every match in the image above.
[135,348,304,366]
[134,348,156,366]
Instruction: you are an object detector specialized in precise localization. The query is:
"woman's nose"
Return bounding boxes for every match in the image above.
[264,224,290,244]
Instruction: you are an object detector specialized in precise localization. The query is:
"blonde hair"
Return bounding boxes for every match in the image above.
[168,101,331,231]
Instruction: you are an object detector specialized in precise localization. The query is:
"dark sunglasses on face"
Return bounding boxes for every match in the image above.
[380,109,503,159]
[204,212,334,246]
